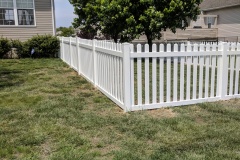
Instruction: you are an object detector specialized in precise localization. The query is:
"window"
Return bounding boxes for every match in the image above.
[0,0,35,26]
[207,17,215,25]
[0,0,14,25]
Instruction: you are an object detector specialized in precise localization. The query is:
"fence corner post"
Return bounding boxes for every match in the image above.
[122,43,132,112]
[219,42,228,99]
[76,37,80,74]
[69,37,73,68]
[77,38,82,75]
[93,39,97,87]
[61,37,65,61]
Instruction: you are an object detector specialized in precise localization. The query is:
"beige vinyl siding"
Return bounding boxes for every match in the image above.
[0,0,54,41]
[133,28,218,42]
[205,6,240,38]
[163,28,218,40]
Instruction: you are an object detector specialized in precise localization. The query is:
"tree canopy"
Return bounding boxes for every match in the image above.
[69,0,202,45]
[56,26,75,37]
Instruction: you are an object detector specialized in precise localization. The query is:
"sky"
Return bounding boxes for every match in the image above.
[55,0,76,28]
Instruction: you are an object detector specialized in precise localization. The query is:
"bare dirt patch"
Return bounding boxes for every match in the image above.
[147,108,177,118]
[40,140,52,160]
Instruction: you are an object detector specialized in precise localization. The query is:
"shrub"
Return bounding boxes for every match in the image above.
[25,35,60,58]
[0,37,11,58]
[10,39,25,58]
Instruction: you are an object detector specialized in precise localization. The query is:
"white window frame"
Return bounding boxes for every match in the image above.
[0,0,36,27]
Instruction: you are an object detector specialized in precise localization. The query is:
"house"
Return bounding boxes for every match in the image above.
[200,0,240,42]
[134,0,240,42]
[0,0,56,41]
[160,12,219,42]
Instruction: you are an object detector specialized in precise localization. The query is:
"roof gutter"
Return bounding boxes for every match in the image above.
[201,4,240,11]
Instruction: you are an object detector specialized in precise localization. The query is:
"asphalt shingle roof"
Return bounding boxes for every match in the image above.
[200,0,240,10]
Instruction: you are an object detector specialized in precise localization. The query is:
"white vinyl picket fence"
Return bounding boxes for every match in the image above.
[59,37,240,112]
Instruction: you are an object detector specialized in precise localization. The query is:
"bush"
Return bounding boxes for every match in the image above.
[25,35,60,58]
[10,39,25,58]
[0,37,11,58]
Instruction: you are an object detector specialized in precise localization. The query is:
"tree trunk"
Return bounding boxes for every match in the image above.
[146,32,153,52]
[113,34,118,43]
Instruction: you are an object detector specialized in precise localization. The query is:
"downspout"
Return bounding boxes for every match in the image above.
[51,0,56,35]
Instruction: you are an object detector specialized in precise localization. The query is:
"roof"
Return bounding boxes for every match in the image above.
[200,0,240,11]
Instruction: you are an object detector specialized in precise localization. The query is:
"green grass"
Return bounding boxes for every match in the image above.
[1,58,240,160]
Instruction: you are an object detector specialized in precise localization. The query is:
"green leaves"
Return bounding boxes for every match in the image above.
[0,37,11,58]
[69,0,202,44]
[24,35,60,58]
[56,27,75,37]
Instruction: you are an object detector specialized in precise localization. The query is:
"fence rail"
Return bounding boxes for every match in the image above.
[59,37,240,112]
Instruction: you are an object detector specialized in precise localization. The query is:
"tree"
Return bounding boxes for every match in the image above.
[69,0,128,43]
[56,26,75,37]
[69,0,99,39]
[77,25,97,39]
[69,0,202,48]
[122,0,202,50]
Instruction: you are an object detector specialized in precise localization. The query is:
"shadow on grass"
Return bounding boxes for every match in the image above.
[0,68,24,88]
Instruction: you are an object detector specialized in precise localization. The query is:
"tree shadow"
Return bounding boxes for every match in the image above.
[0,68,24,89]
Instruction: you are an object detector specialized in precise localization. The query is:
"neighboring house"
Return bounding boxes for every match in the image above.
[0,0,56,41]
[134,0,240,42]
[160,12,219,42]
[200,0,240,42]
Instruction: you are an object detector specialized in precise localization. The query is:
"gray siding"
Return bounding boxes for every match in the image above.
[205,6,240,38]
[200,0,240,10]
[0,0,54,41]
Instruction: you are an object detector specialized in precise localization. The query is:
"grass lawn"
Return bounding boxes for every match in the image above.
[1,58,240,160]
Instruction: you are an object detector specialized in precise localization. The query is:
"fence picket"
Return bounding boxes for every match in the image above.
[235,44,240,95]
[130,44,135,105]
[110,55,113,94]
[186,44,192,100]
[120,58,124,102]
[137,44,142,105]
[173,44,178,101]
[114,56,117,98]
[159,44,164,103]
[211,44,217,97]
[116,56,119,100]
[204,44,210,98]
[60,37,240,112]
[145,44,150,104]
[193,44,198,99]
[216,43,222,96]
[199,44,204,98]
[235,61,240,94]
[229,55,235,95]
[152,44,157,103]
[180,44,185,101]
[211,56,216,97]
[167,44,171,102]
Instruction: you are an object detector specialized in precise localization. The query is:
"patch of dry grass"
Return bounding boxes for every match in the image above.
[0,59,240,160]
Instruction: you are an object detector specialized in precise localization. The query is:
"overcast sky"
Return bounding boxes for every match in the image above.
[55,0,76,27]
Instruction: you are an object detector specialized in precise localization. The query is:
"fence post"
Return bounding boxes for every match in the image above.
[69,37,73,67]
[93,39,97,87]
[76,37,79,73]
[218,42,228,99]
[122,43,132,112]
[77,38,82,75]
[61,37,64,61]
